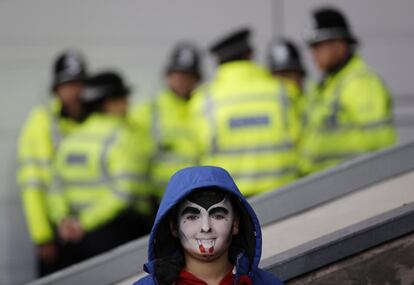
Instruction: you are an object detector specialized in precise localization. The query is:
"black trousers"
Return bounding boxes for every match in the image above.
[60,210,153,267]
[37,242,64,277]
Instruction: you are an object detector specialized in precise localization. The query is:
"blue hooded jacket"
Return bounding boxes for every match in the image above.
[133,166,283,285]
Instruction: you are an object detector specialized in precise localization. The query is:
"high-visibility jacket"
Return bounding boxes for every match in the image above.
[274,77,319,141]
[17,99,78,245]
[48,113,152,232]
[299,55,398,175]
[292,79,318,138]
[273,77,304,143]
[189,60,299,196]
[129,90,197,199]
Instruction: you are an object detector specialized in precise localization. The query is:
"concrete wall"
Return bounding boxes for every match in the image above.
[1,1,414,284]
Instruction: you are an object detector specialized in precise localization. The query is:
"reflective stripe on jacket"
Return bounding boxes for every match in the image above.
[48,113,152,232]
[189,61,299,196]
[17,99,78,244]
[129,90,197,199]
[300,55,397,175]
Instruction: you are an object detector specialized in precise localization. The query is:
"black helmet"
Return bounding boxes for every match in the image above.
[52,50,87,90]
[80,71,130,104]
[165,42,202,79]
[305,7,358,46]
[267,38,305,75]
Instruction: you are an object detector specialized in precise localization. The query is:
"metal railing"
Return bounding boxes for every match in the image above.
[263,201,414,281]
[26,141,414,285]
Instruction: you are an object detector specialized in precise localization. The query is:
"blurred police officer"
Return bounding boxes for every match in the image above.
[300,7,397,175]
[268,37,306,92]
[17,50,87,276]
[189,28,299,197]
[267,37,310,135]
[129,42,202,202]
[49,72,153,265]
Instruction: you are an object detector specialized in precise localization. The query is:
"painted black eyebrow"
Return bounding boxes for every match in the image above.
[181,207,201,216]
[209,207,229,215]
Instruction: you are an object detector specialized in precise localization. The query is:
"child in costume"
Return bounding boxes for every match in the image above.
[133,166,284,285]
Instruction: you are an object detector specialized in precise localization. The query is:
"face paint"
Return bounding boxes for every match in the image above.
[187,189,225,210]
[177,195,235,261]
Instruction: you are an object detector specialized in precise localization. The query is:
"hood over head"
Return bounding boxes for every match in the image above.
[147,166,262,275]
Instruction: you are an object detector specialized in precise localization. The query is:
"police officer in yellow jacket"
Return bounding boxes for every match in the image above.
[189,28,299,197]
[268,38,307,94]
[267,37,309,136]
[300,7,397,175]
[129,42,202,200]
[17,50,87,276]
[49,72,153,265]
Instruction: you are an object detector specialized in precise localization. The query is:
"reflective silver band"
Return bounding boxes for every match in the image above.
[47,106,62,149]
[232,167,298,180]
[211,142,294,156]
[151,100,162,149]
[60,173,147,188]
[111,188,152,203]
[305,152,366,164]
[204,86,219,154]
[71,202,91,213]
[319,118,393,133]
[360,119,393,130]
[278,81,290,133]
[151,153,198,164]
[99,127,120,182]
[21,180,48,190]
[68,191,151,213]
[211,93,284,105]
[19,159,51,168]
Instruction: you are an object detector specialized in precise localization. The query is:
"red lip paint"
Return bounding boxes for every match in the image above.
[208,246,214,253]
[199,244,206,253]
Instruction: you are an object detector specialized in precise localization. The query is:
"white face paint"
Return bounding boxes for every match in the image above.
[176,196,236,261]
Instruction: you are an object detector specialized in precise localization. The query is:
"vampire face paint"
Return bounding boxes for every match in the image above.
[176,194,237,261]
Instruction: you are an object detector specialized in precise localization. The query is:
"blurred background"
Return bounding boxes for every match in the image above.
[1,0,414,284]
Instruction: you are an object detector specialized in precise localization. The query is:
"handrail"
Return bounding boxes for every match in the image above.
[250,141,414,226]
[26,141,414,285]
[262,201,414,281]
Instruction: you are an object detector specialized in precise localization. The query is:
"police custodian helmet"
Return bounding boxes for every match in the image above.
[165,42,202,80]
[52,50,87,90]
[267,38,305,75]
[306,7,358,46]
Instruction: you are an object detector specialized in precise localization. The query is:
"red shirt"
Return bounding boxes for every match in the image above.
[176,269,252,285]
